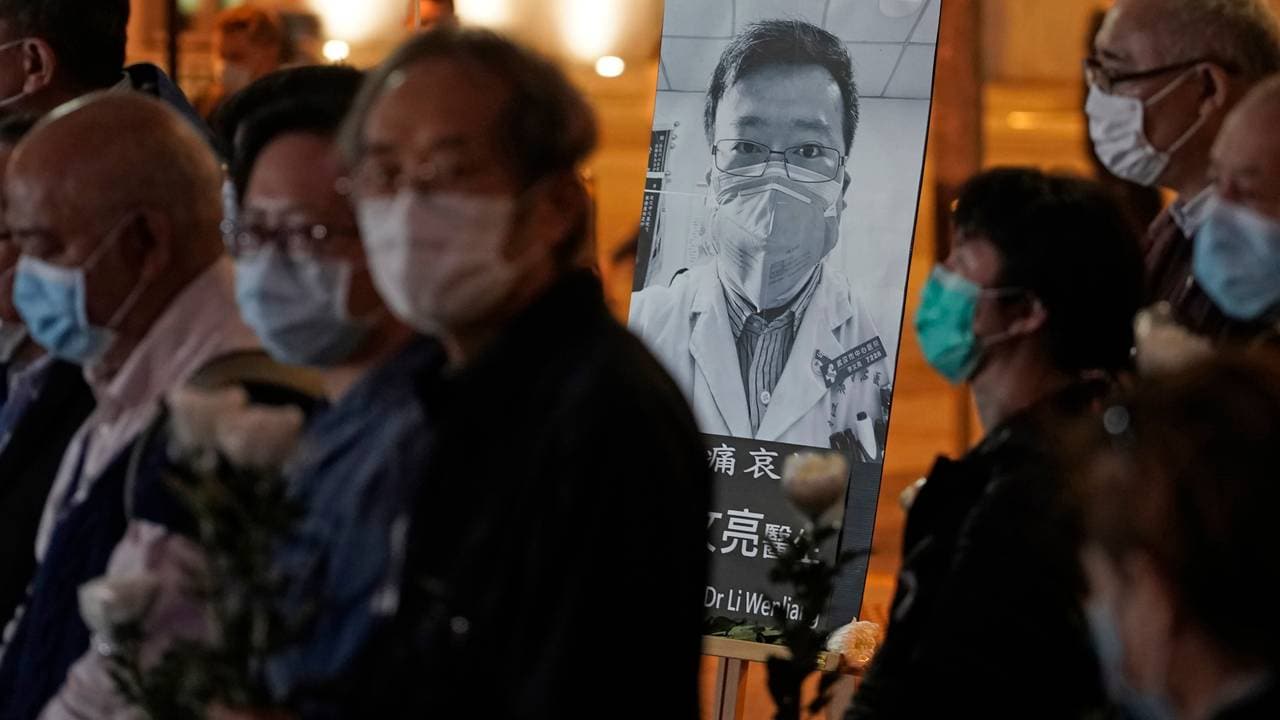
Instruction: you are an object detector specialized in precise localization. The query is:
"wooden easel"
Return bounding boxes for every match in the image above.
[703,637,845,720]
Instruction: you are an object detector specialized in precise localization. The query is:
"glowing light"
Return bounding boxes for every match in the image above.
[455,0,510,26]
[323,40,351,63]
[595,56,626,78]
[563,0,619,60]
[306,0,400,43]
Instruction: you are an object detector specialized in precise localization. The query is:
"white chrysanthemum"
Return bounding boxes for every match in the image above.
[214,404,306,470]
[825,619,883,669]
[78,575,159,654]
[1134,305,1212,376]
[782,452,849,523]
[167,385,250,457]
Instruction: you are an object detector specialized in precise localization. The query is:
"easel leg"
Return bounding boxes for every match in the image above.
[711,657,749,720]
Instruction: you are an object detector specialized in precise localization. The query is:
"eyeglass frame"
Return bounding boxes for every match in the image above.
[711,139,847,183]
[1082,55,1236,95]
[221,217,360,260]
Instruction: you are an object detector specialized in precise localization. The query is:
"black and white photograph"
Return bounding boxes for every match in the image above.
[629,0,938,454]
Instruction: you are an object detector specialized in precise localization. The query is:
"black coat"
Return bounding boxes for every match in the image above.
[849,382,1111,720]
[0,360,95,631]
[335,271,710,720]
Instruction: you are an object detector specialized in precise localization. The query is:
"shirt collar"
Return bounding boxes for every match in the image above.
[724,264,824,339]
[1170,186,1215,236]
[86,258,261,420]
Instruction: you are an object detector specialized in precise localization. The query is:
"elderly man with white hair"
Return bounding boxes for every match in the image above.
[1087,0,1280,341]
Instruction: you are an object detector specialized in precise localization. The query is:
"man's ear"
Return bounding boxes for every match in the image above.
[1201,63,1233,116]
[127,210,174,283]
[18,38,58,97]
[1006,295,1049,336]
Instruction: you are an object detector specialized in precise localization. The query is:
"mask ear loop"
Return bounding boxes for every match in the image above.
[973,286,1034,351]
[1144,66,1211,157]
[86,213,154,333]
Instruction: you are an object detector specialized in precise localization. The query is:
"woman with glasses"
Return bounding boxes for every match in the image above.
[1077,354,1280,720]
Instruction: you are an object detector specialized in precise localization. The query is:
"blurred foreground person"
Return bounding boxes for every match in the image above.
[851,169,1144,719]
[1078,354,1280,719]
[331,28,708,718]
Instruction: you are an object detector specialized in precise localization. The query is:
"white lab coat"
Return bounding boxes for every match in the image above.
[630,263,892,451]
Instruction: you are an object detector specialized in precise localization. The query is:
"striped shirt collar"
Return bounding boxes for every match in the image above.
[723,265,824,339]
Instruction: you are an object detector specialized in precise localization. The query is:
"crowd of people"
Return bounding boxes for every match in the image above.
[0,0,1279,718]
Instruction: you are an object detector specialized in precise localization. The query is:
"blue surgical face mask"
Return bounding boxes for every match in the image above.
[235,245,375,366]
[914,265,1020,384]
[12,221,146,365]
[1193,199,1280,321]
[1085,600,1176,720]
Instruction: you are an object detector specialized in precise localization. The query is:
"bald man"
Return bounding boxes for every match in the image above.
[0,93,312,720]
[1087,0,1280,340]
[1189,75,1280,334]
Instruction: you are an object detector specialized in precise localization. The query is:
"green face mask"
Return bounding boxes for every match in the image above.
[914,266,1019,384]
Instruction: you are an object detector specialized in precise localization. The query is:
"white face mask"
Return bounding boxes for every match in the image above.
[355,190,527,335]
[710,167,842,312]
[1086,69,1208,187]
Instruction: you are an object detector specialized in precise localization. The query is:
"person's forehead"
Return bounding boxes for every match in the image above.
[1215,104,1280,172]
[715,64,844,140]
[1095,0,1171,66]
[245,134,345,207]
[365,57,511,150]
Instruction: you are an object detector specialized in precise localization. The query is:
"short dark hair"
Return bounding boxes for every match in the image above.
[704,19,859,152]
[1076,352,1280,666]
[340,26,597,187]
[953,168,1144,375]
[217,66,365,203]
[0,0,130,90]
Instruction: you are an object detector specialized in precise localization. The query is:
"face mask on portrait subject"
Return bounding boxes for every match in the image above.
[709,165,843,312]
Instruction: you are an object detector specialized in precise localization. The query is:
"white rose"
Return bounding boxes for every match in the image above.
[782,452,849,524]
[214,404,306,470]
[78,575,159,654]
[167,386,250,457]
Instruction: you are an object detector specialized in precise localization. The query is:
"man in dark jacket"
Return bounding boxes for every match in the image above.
[324,28,710,719]
[0,0,212,146]
[851,169,1144,719]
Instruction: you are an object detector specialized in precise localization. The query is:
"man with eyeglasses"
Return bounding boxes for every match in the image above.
[1087,0,1280,342]
[630,19,891,452]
